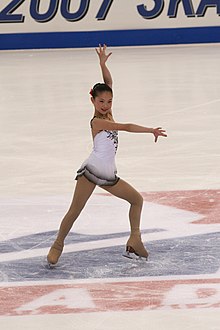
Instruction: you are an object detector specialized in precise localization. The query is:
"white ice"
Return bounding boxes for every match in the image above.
[0,44,220,329]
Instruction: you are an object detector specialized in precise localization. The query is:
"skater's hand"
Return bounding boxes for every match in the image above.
[96,44,112,65]
[152,127,167,143]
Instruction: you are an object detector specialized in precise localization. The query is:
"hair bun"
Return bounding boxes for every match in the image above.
[89,83,113,98]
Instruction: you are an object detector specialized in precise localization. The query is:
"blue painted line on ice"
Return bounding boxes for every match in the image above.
[0,232,219,282]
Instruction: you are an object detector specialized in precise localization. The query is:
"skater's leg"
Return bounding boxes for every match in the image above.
[47,175,96,264]
[56,176,96,242]
[102,179,143,234]
[101,179,148,258]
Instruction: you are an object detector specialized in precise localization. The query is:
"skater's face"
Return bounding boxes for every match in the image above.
[91,91,112,115]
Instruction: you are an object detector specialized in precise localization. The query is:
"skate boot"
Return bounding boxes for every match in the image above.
[123,233,148,261]
[47,239,64,266]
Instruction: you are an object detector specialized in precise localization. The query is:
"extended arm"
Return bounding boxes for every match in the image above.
[92,118,167,142]
[96,44,113,88]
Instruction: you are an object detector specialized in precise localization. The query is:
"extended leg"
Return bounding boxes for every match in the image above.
[47,176,96,265]
[101,179,148,259]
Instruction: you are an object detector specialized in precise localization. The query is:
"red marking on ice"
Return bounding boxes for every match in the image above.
[1,278,220,316]
[141,190,220,224]
[196,288,217,299]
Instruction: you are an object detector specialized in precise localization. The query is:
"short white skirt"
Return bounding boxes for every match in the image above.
[75,154,119,186]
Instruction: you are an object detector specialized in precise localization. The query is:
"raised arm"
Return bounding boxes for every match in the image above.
[96,44,113,88]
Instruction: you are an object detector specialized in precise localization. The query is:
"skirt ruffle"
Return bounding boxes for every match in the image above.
[75,165,119,186]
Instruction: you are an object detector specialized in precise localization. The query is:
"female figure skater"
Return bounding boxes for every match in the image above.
[47,44,167,266]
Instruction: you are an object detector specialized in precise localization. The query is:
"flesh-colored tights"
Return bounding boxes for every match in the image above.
[55,175,143,244]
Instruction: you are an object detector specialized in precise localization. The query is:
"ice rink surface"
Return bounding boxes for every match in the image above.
[0,44,220,329]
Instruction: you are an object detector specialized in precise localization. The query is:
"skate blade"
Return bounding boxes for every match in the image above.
[45,257,57,269]
[122,251,148,261]
[47,262,57,269]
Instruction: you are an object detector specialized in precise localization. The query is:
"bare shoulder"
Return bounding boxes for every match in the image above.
[92,117,129,132]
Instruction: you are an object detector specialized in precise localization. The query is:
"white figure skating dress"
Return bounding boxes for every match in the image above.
[76,121,119,186]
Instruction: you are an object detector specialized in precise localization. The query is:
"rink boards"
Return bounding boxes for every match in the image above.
[0,0,220,49]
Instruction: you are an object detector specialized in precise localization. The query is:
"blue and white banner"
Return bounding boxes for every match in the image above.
[0,0,220,49]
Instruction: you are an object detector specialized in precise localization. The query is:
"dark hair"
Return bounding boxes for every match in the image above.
[90,83,113,98]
